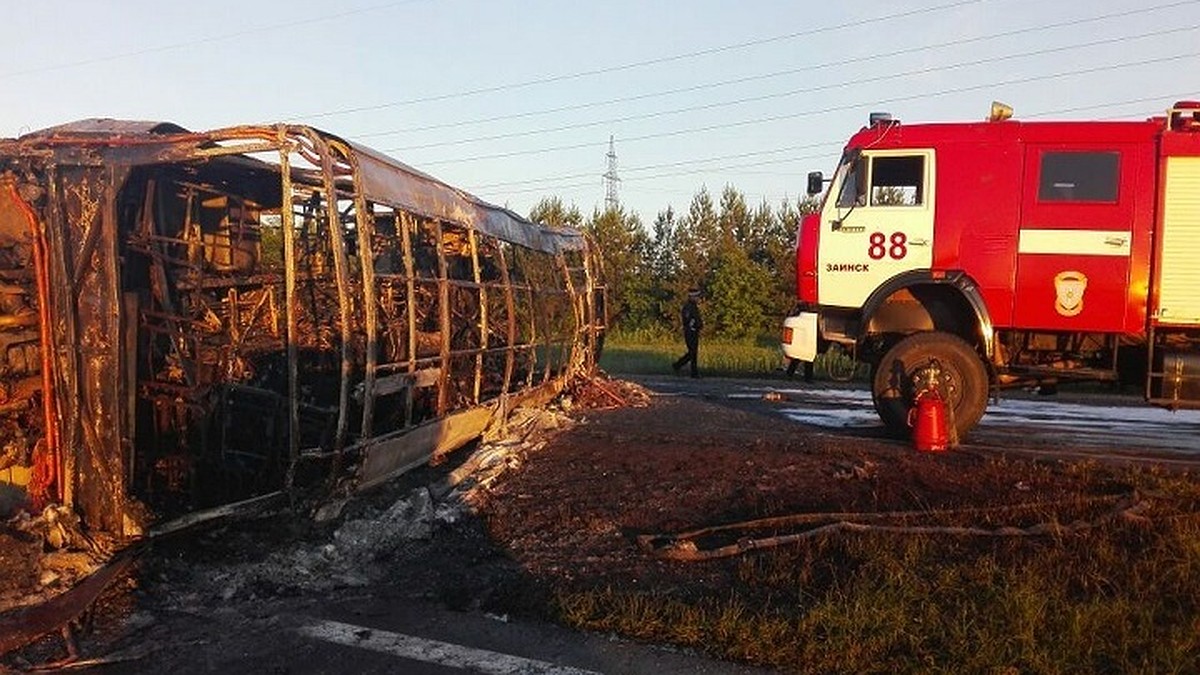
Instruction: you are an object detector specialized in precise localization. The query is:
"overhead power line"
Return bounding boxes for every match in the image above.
[472,141,844,190]
[388,24,1200,152]
[409,51,1200,167]
[1029,93,1200,119]
[473,93,1198,201]
[497,152,837,196]
[292,0,986,121]
[354,0,1199,139]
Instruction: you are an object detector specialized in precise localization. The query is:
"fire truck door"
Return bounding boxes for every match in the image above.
[817,149,935,309]
[1015,146,1134,331]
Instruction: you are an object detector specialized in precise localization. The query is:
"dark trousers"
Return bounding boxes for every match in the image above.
[673,332,700,378]
[786,358,814,382]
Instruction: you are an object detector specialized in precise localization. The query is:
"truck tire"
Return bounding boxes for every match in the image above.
[871,332,989,440]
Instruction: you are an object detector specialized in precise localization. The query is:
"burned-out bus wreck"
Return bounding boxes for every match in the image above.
[0,120,605,537]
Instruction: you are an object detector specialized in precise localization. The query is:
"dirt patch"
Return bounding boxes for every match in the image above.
[479,379,1120,594]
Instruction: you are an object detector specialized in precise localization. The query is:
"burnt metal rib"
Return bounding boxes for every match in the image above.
[0,119,605,540]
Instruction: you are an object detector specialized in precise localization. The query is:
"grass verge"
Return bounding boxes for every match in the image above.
[551,465,1200,673]
[600,335,864,380]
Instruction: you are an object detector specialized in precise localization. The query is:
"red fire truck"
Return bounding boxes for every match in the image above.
[782,101,1200,438]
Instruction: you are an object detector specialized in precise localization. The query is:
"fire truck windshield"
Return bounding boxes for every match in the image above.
[835,153,867,210]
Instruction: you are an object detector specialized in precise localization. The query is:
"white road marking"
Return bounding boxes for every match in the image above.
[295,618,603,675]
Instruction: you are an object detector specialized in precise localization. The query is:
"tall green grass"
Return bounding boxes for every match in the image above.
[600,332,863,380]
[599,341,784,377]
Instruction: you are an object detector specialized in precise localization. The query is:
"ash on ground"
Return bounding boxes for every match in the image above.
[145,401,584,609]
[2,375,646,667]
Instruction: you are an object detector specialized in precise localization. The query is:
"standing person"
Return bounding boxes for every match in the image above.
[672,288,703,378]
[785,357,814,383]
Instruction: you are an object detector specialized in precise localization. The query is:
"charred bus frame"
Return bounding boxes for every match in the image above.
[0,120,605,536]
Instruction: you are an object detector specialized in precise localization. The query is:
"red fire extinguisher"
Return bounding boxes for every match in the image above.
[909,387,949,452]
[908,359,952,452]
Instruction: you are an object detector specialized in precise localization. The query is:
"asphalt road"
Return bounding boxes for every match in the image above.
[633,374,1200,461]
[94,584,772,675]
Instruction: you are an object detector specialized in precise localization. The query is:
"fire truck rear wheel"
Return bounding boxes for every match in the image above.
[871,332,989,439]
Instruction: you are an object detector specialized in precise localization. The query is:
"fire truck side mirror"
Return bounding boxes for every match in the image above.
[806,171,824,196]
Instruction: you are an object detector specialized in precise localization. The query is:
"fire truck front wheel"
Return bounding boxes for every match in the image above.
[871,332,989,439]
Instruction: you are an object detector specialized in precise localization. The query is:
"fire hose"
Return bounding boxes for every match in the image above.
[637,493,1144,562]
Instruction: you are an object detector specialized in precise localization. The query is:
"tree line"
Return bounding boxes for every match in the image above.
[530,187,818,341]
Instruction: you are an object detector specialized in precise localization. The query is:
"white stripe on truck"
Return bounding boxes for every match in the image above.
[1017,229,1131,256]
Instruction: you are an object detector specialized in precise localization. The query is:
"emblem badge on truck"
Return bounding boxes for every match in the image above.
[1054,270,1088,317]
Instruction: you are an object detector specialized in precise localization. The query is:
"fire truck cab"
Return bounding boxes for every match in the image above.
[783,101,1200,438]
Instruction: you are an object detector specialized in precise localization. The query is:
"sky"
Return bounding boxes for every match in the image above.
[3,0,1198,223]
